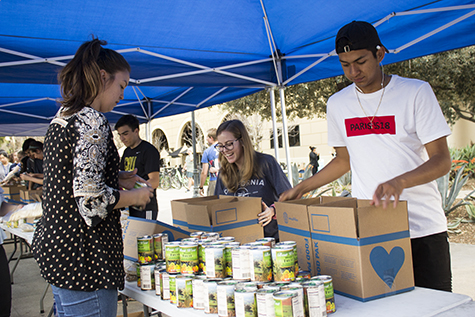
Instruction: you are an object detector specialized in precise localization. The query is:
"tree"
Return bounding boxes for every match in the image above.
[221,46,475,125]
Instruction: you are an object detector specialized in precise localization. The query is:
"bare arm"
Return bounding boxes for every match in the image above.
[20,173,43,185]
[279,147,351,201]
[372,136,451,208]
[147,171,160,190]
[199,163,209,195]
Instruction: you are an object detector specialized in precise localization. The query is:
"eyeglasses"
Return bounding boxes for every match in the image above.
[215,139,240,152]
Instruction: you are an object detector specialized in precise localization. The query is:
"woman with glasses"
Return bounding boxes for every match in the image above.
[214,119,291,240]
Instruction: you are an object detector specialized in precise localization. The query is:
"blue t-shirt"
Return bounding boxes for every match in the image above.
[214,152,291,239]
[201,144,219,181]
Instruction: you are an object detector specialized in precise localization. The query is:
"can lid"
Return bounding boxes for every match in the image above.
[250,245,271,251]
[218,280,240,286]
[273,290,299,298]
[137,235,152,240]
[257,288,277,294]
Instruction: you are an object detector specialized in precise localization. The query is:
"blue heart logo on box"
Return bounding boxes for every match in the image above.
[369,246,405,288]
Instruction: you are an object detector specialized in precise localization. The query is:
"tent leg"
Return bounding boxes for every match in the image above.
[279,87,293,185]
[191,111,200,198]
[269,88,279,162]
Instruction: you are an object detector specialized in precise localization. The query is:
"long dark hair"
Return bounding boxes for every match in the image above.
[59,38,130,116]
[217,120,263,192]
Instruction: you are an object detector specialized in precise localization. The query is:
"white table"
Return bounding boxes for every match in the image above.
[120,280,473,317]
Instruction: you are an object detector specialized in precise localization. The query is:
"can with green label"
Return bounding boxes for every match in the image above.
[302,280,327,317]
[137,236,154,265]
[281,284,304,317]
[204,278,222,314]
[192,275,207,310]
[250,246,273,282]
[169,273,181,305]
[180,242,199,275]
[153,233,168,261]
[311,275,335,314]
[205,244,226,278]
[217,280,239,317]
[273,290,301,317]
[159,269,170,300]
[255,237,276,248]
[224,242,240,277]
[154,263,166,295]
[176,275,194,308]
[272,246,296,282]
[234,289,257,317]
[165,242,181,273]
[256,288,276,317]
[276,241,299,274]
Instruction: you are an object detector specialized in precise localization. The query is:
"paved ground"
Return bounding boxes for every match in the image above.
[5,186,475,316]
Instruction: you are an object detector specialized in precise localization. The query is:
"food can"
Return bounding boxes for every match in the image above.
[264,281,290,289]
[273,290,302,317]
[224,242,240,277]
[205,244,226,278]
[199,239,213,274]
[202,232,220,241]
[140,263,155,291]
[244,241,267,247]
[232,246,252,280]
[180,242,199,275]
[155,263,166,295]
[153,233,168,261]
[256,288,277,317]
[217,280,239,317]
[255,237,276,248]
[133,181,149,210]
[169,273,181,305]
[192,275,207,310]
[302,280,327,317]
[261,285,281,292]
[311,275,335,314]
[137,235,154,265]
[165,241,181,273]
[250,246,273,282]
[182,237,200,243]
[190,231,205,239]
[298,271,312,279]
[234,289,257,317]
[276,241,299,274]
[136,262,141,288]
[159,269,170,300]
[204,278,222,314]
[281,284,304,317]
[218,236,236,243]
[176,275,194,308]
[235,281,259,292]
[272,246,296,282]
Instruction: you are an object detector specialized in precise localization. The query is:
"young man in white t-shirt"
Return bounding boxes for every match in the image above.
[280,21,452,292]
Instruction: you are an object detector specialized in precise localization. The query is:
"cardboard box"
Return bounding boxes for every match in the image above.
[20,188,42,203]
[122,216,191,262]
[275,196,351,275]
[172,196,264,244]
[277,197,414,302]
[1,185,26,200]
[170,195,218,231]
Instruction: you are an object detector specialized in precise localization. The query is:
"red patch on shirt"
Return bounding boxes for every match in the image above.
[345,116,396,137]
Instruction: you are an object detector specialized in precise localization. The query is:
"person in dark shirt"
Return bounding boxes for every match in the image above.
[214,120,291,240]
[20,140,44,189]
[308,146,320,175]
[116,114,160,220]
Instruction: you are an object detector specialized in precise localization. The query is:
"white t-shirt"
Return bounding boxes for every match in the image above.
[327,75,451,238]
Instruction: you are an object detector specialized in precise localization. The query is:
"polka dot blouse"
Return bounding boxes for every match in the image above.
[32,107,124,291]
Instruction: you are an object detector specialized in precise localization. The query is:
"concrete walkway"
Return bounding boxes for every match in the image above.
[5,186,474,316]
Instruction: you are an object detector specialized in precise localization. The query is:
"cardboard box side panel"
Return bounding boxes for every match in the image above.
[357,202,409,238]
[314,240,363,298]
[210,198,261,225]
[173,196,218,203]
[359,239,414,300]
[308,206,358,238]
[319,196,354,204]
[218,224,263,244]
[122,217,190,261]
[320,198,357,209]
[185,205,213,227]
[274,202,311,231]
[170,201,189,231]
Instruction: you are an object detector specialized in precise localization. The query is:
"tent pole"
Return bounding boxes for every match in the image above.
[268,87,279,162]
[191,111,200,198]
[147,100,152,142]
[279,87,293,185]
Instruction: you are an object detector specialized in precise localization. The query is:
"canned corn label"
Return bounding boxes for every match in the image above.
[180,243,199,275]
[137,236,154,264]
[153,233,168,261]
[177,276,193,308]
[272,247,296,282]
[165,242,181,273]
[205,245,226,278]
[169,274,179,304]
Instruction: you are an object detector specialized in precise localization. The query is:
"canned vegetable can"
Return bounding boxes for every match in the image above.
[192,275,207,310]
[250,246,273,282]
[140,263,155,291]
[311,276,335,314]
[272,246,296,282]
[153,233,168,261]
[165,242,181,273]
[176,275,194,308]
[273,290,302,317]
[159,269,170,300]
[137,236,154,265]
[256,288,276,317]
[180,242,199,275]
[205,244,226,278]
[234,289,257,317]
[217,280,239,317]
[204,278,222,314]
[302,280,327,317]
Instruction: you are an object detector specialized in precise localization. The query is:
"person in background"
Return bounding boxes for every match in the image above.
[20,138,35,174]
[214,120,292,240]
[184,148,195,192]
[308,146,320,175]
[115,114,160,220]
[32,38,153,317]
[199,128,219,196]
[12,150,25,178]
[0,188,14,317]
[0,150,12,182]
[280,21,452,292]
[20,140,44,189]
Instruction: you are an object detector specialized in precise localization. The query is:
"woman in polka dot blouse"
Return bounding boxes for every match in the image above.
[32,38,154,317]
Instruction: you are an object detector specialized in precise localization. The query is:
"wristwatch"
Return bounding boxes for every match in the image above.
[199,187,203,189]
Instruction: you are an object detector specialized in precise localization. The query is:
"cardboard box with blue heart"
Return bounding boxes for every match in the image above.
[276,197,414,302]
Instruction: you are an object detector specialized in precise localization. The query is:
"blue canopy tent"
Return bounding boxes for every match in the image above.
[1,0,475,179]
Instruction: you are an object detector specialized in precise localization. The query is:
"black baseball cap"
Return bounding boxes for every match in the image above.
[335,21,388,54]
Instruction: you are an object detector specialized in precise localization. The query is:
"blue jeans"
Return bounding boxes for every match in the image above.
[51,285,118,317]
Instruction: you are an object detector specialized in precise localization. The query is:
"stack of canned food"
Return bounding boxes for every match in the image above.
[135,231,336,316]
